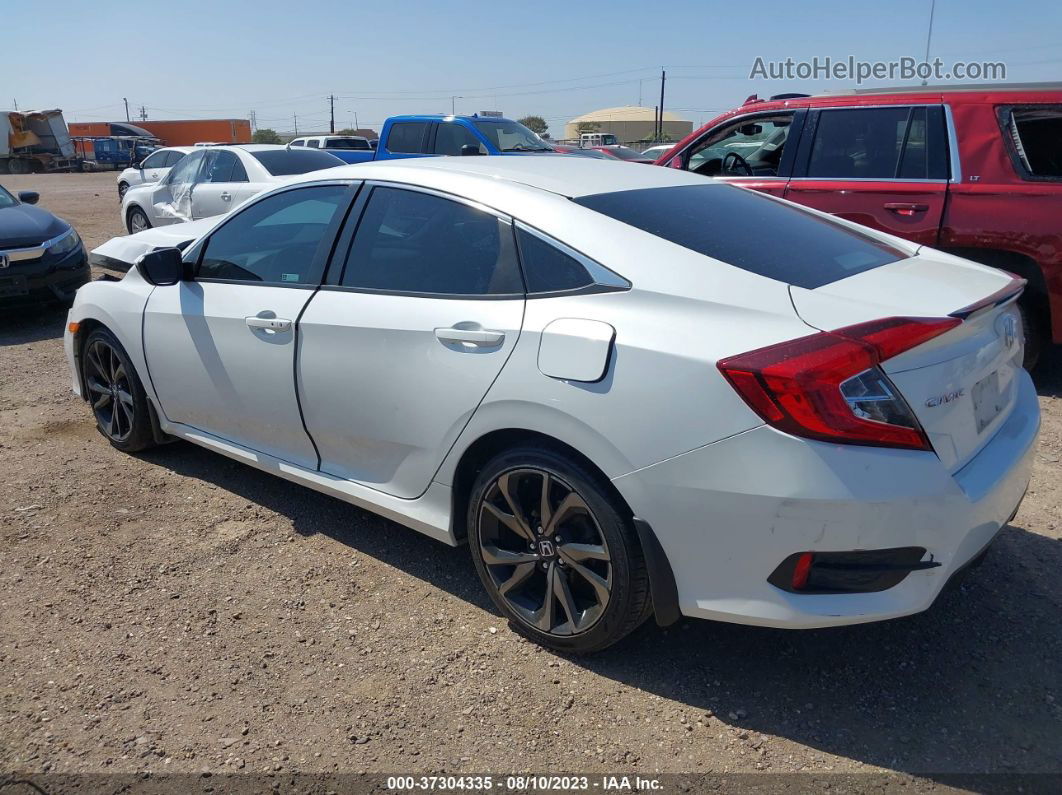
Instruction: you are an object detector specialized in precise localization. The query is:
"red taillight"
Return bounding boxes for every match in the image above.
[791,552,814,590]
[717,317,960,451]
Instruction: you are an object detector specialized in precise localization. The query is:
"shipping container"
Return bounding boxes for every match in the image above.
[68,118,251,146]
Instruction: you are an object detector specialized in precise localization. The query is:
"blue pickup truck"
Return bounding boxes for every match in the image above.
[317,115,554,163]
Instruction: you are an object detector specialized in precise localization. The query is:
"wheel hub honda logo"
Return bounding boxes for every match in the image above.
[536,539,555,558]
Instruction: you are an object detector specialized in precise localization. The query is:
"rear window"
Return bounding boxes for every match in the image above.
[325,137,370,150]
[1004,106,1062,179]
[250,149,344,175]
[573,184,904,289]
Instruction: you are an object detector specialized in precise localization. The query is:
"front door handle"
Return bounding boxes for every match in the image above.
[884,202,929,216]
[434,326,505,346]
[245,316,292,332]
[220,191,233,202]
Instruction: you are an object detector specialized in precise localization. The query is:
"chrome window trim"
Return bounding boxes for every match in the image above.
[943,104,963,183]
[787,177,949,184]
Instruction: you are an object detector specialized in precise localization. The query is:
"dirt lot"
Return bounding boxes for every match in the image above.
[2,173,1061,781]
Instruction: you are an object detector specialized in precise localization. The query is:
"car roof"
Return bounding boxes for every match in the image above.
[298,155,713,198]
[388,114,518,123]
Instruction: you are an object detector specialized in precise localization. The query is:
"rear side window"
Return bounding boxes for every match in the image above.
[386,122,430,153]
[307,139,320,148]
[1003,105,1062,179]
[251,149,343,175]
[806,106,948,180]
[516,228,593,293]
[339,187,521,296]
[574,184,904,290]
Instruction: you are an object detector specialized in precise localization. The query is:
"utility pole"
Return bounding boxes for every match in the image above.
[921,0,936,86]
[329,94,335,133]
[293,113,298,136]
[138,105,147,121]
[123,97,130,122]
[654,105,659,143]
[451,96,463,115]
[657,69,666,141]
[249,110,256,132]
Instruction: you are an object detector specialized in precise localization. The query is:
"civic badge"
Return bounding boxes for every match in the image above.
[0,254,9,269]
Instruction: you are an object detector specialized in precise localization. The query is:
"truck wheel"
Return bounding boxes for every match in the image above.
[8,158,30,175]
[0,159,9,174]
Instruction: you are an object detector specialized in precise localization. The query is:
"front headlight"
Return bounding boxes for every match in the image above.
[47,227,82,256]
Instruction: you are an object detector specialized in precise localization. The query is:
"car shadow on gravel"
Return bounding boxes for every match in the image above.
[595,523,1062,776]
[142,441,1061,777]
[0,305,67,346]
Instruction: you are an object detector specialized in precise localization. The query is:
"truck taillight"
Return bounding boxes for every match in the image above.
[717,317,960,451]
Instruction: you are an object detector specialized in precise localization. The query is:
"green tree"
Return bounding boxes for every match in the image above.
[518,115,548,136]
[575,121,601,135]
[252,128,282,144]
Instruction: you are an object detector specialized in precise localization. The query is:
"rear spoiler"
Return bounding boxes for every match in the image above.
[948,274,1026,321]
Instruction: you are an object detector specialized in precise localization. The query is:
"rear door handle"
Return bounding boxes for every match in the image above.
[884,202,929,216]
[220,191,232,201]
[245,316,292,332]
[434,327,505,346]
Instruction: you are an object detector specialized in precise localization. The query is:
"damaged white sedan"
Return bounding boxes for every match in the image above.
[119,144,344,234]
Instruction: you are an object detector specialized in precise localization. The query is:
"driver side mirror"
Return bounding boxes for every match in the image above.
[460,144,483,156]
[18,191,40,205]
[136,247,185,286]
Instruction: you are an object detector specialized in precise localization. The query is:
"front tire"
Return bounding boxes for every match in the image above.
[126,206,151,234]
[81,328,157,453]
[468,446,651,654]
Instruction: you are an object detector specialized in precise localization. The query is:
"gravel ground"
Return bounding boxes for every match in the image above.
[1,173,1060,780]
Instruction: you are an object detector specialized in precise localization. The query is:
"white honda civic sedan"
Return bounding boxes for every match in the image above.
[66,157,1039,653]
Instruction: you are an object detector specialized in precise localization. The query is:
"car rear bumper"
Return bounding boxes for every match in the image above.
[0,245,89,307]
[612,370,1040,629]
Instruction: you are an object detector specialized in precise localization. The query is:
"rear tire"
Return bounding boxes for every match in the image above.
[1018,302,1046,372]
[468,446,651,654]
[81,328,157,453]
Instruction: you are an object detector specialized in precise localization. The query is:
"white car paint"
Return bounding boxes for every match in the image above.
[70,156,1039,637]
[119,144,344,233]
[116,146,195,200]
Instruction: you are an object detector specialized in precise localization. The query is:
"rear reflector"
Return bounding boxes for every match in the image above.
[718,317,960,451]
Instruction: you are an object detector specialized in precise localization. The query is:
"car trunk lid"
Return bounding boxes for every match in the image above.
[789,250,1026,472]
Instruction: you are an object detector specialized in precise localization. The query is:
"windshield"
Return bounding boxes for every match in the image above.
[574,184,904,290]
[251,149,345,175]
[0,185,17,209]
[473,120,552,152]
[325,137,370,150]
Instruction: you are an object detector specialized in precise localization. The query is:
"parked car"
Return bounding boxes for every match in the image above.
[120,144,344,234]
[70,157,1037,653]
[591,145,655,163]
[657,82,1062,368]
[289,135,373,163]
[116,146,194,200]
[322,115,554,164]
[639,144,675,160]
[579,132,619,147]
[0,183,88,306]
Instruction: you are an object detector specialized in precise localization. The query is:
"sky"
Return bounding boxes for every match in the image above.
[6,0,1061,136]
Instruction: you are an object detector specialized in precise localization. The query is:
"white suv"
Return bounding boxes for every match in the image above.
[116,147,195,200]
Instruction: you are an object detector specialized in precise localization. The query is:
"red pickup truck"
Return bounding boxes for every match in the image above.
[657,83,1062,368]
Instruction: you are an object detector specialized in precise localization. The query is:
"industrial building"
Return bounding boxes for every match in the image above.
[564,106,692,144]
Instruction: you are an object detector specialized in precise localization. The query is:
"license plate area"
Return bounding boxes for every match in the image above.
[0,275,29,297]
[972,370,1005,433]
